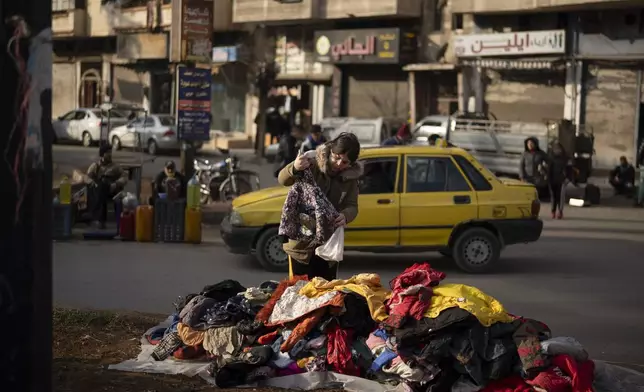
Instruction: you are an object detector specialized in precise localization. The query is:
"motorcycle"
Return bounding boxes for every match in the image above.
[193,149,260,204]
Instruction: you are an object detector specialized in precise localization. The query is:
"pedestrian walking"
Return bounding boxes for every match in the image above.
[548,142,572,219]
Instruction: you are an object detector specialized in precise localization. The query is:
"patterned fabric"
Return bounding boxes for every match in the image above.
[278,168,339,248]
[326,323,360,376]
[266,280,342,326]
[255,275,308,323]
[280,307,327,353]
[512,318,552,378]
[384,263,446,329]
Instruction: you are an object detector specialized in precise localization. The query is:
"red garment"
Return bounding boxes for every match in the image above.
[384,263,446,328]
[528,368,571,392]
[173,345,206,360]
[481,375,534,392]
[257,330,279,345]
[552,354,594,392]
[326,324,360,376]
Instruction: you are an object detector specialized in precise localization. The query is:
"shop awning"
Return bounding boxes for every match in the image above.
[458,58,566,70]
[403,63,456,72]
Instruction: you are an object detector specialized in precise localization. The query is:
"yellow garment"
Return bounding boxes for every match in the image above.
[297,357,314,369]
[425,283,513,327]
[298,274,390,322]
[177,322,205,346]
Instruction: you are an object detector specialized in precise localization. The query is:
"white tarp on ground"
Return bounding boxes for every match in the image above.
[108,319,644,391]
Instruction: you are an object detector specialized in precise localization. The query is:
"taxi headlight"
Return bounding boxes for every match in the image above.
[229,210,243,226]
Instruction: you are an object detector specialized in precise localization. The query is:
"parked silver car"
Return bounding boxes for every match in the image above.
[109,114,202,155]
[52,108,129,147]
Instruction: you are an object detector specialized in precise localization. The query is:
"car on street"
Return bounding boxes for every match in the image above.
[108,114,202,155]
[52,108,129,147]
[221,144,543,273]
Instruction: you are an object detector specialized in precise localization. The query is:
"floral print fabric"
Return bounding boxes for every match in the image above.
[278,168,339,248]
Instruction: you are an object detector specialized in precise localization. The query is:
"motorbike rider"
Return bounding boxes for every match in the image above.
[300,124,327,153]
[278,132,362,281]
[382,123,412,146]
[87,144,128,229]
[152,160,186,203]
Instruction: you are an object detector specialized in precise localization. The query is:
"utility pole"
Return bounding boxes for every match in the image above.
[1,0,53,391]
[253,25,277,158]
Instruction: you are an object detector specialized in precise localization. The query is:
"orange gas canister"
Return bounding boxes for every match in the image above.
[135,205,154,242]
[119,210,136,241]
[184,207,202,244]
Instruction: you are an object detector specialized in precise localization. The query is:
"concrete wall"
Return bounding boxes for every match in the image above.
[584,67,638,169]
[52,62,78,118]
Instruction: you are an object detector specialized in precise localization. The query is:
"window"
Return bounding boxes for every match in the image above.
[452,14,463,30]
[52,0,75,12]
[359,157,398,195]
[143,117,156,128]
[421,120,443,127]
[453,155,493,191]
[60,111,76,121]
[347,124,376,144]
[159,116,175,126]
[74,111,87,120]
[406,157,470,193]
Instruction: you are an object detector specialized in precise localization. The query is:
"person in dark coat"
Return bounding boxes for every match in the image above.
[382,124,412,146]
[151,160,186,204]
[548,142,572,219]
[519,137,548,188]
[273,125,306,178]
[609,156,635,196]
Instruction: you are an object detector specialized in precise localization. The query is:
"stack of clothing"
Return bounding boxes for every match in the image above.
[139,264,599,391]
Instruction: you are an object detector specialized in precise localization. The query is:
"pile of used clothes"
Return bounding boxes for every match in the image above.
[143,263,599,391]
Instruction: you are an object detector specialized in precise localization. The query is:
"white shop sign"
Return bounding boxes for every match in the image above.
[453,30,566,57]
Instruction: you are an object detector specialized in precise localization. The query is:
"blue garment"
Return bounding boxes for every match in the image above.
[370,348,398,372]
[382,137,403,146]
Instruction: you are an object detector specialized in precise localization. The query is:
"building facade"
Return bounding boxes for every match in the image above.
[231,0,428,131]
[447,0,644,169]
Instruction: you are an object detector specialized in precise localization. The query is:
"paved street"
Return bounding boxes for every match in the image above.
[53,144,644,366]
[54,207,644,366]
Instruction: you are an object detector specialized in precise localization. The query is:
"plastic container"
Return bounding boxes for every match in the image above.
[119,210,136,241]
[186,175,200,210]
[59,176,71,205]
[154,199,186,242]
[52,204,72,240]
[184,207,202,244]
[135,205,154,242]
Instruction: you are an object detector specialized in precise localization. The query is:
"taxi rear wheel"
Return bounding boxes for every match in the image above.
[452,227,500,273]
[255,227,289,272]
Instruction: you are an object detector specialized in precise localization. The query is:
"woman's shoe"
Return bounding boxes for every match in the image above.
[556,211,563,219]
[551,212,556,219]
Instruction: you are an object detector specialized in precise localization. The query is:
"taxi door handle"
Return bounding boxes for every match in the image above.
[377,199,392,204]
[453,195,471,204]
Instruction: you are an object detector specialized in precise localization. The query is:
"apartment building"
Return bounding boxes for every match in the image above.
[233,0,443,125]
[51,0,252,137]
[449,0,644,169]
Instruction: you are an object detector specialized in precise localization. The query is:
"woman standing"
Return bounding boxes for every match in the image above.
[548,142,572,219]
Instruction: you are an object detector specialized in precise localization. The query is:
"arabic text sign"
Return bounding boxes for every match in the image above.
[181,0,213,62]
[314,28,415,64]
[176,67,212,141]
[453,30,566,57]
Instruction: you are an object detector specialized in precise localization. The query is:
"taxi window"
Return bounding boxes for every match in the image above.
[359,157,398,195]
[406,157,470,193]
[453,155,493,191]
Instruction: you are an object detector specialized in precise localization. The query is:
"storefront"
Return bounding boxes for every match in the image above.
[453,30,567,123]
[211,46,249,133]
[577,11,644,169]
[314,28,416,119]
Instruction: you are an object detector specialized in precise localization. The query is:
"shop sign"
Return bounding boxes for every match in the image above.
[275,34,306,74]
[176,67,212,141]
[212,46,238,63]
[453,30,566,57]
[181,0,213,63]
[314,28,415,64]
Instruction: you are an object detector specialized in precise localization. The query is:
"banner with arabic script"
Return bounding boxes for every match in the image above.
[176,67,212,141]
[181,0,213,63]
[453,30,566,58]
[313,28,416,64]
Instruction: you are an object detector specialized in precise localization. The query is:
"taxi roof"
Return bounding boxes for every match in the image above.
[360,144,468,157]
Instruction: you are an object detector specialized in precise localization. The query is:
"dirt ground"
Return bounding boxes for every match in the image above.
[54,308,345,392]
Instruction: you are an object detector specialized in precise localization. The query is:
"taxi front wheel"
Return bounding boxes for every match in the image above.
[452,228,501,273]
[255,227,289,272]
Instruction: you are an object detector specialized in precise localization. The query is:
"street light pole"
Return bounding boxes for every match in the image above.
[0,0,53,391]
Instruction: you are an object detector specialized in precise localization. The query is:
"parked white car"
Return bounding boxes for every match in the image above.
[109,114,202,155]
[52,108,128,147]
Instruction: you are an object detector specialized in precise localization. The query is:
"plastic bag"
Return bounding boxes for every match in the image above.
[315,227,344,262]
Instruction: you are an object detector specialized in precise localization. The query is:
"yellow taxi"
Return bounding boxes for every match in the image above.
[220,145,543,273]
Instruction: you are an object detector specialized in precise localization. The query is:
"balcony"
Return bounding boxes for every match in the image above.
[111,3,172,31]
[232,0,420,24]
[52,9,88,37]
[451,0,636,14]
